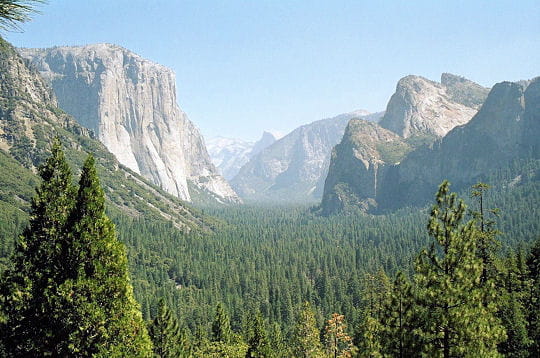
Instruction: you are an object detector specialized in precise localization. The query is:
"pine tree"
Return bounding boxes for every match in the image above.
[292,301,324,358]
[324,313,357,358]
[526,238,540,356]
[149,298,183,358]
[0,137,77,355]
[497,253,531,357]
[355,311,382,358]
[245,312,273,358]
[414,180,505,357]
[0,0,45,31]
[379,271,422,358]
[58,154,153,356]
[212,302,233,344]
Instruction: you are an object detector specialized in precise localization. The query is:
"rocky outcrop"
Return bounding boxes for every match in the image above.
[321,120,408,214]
[379,74,488,138]
[19,44,240,204]
[0,36,211,230]
[377,77,539,211]
[207,131,276,180]
[231,110,383,203]
[321,76,539,214]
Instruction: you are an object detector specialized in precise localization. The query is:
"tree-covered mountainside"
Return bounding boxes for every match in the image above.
[0,35,214,232]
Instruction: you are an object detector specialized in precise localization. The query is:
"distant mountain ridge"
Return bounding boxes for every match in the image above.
[206,131,277,180]
[231,110,383,203]
[19,44,240,204]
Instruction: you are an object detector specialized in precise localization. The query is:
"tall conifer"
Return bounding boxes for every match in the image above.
[149,298,183,357]
[0,146,152,356]
[0,137,76,355]
[415,181,504,357]
[292,301,324,358]
[58,154,152,356]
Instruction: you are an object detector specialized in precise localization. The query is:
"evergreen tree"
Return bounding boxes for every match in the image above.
[212,302,233,344]
[414,181,505,357]
[355,311,382,358]
[526,238,540,356]
[498,254,531,357]
[324,313,356,358]
[245,312,273,358]
[149,298,183,358]
[379,271,422,358]
[0,148,153,356]
[0,137,76,355]
[0,0,45,31]
[56,154,152,356]
[292,301,324,358]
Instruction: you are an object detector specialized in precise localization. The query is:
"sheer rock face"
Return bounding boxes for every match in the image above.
[0,37,211,230]
[231,110,383,203]
[19,44,240,203]
[379,74,488,138]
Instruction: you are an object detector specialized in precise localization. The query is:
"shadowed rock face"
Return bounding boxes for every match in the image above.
[379,74,488,138]
[19,44,240,204]
[320,119,408,214]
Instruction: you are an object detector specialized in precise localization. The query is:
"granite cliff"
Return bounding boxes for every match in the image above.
[321,76,539,214]
[19,44,240,204]
[379,74,488,138]
[0,37,211,230]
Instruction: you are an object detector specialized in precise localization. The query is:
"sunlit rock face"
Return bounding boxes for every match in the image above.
[379,74,488,138]
[20,44,240,203]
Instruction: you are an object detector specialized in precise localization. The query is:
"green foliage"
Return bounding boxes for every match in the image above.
[526,238,540,356]
[245,312,273,358]
[292,302,324,358]
[0,144,152,356]
[414,181,505,357]
[378,272,423,357]
[0,137,76,356]
[212,302,233,344]
[0,0,45,31]
[149,298,184,358]
[376,140,412,164]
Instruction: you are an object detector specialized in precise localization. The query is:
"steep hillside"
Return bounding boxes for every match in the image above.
[231,110,383,203]
[19,44,240,204]
[379,74,488,139]
[0,37,212,231]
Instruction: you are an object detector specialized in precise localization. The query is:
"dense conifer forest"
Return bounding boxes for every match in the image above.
[0,142,538,356]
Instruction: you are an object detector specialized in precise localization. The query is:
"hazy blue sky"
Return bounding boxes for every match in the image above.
[6,0,540,140]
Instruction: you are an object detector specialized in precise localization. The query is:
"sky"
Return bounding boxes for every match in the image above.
[5,0,540,141]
